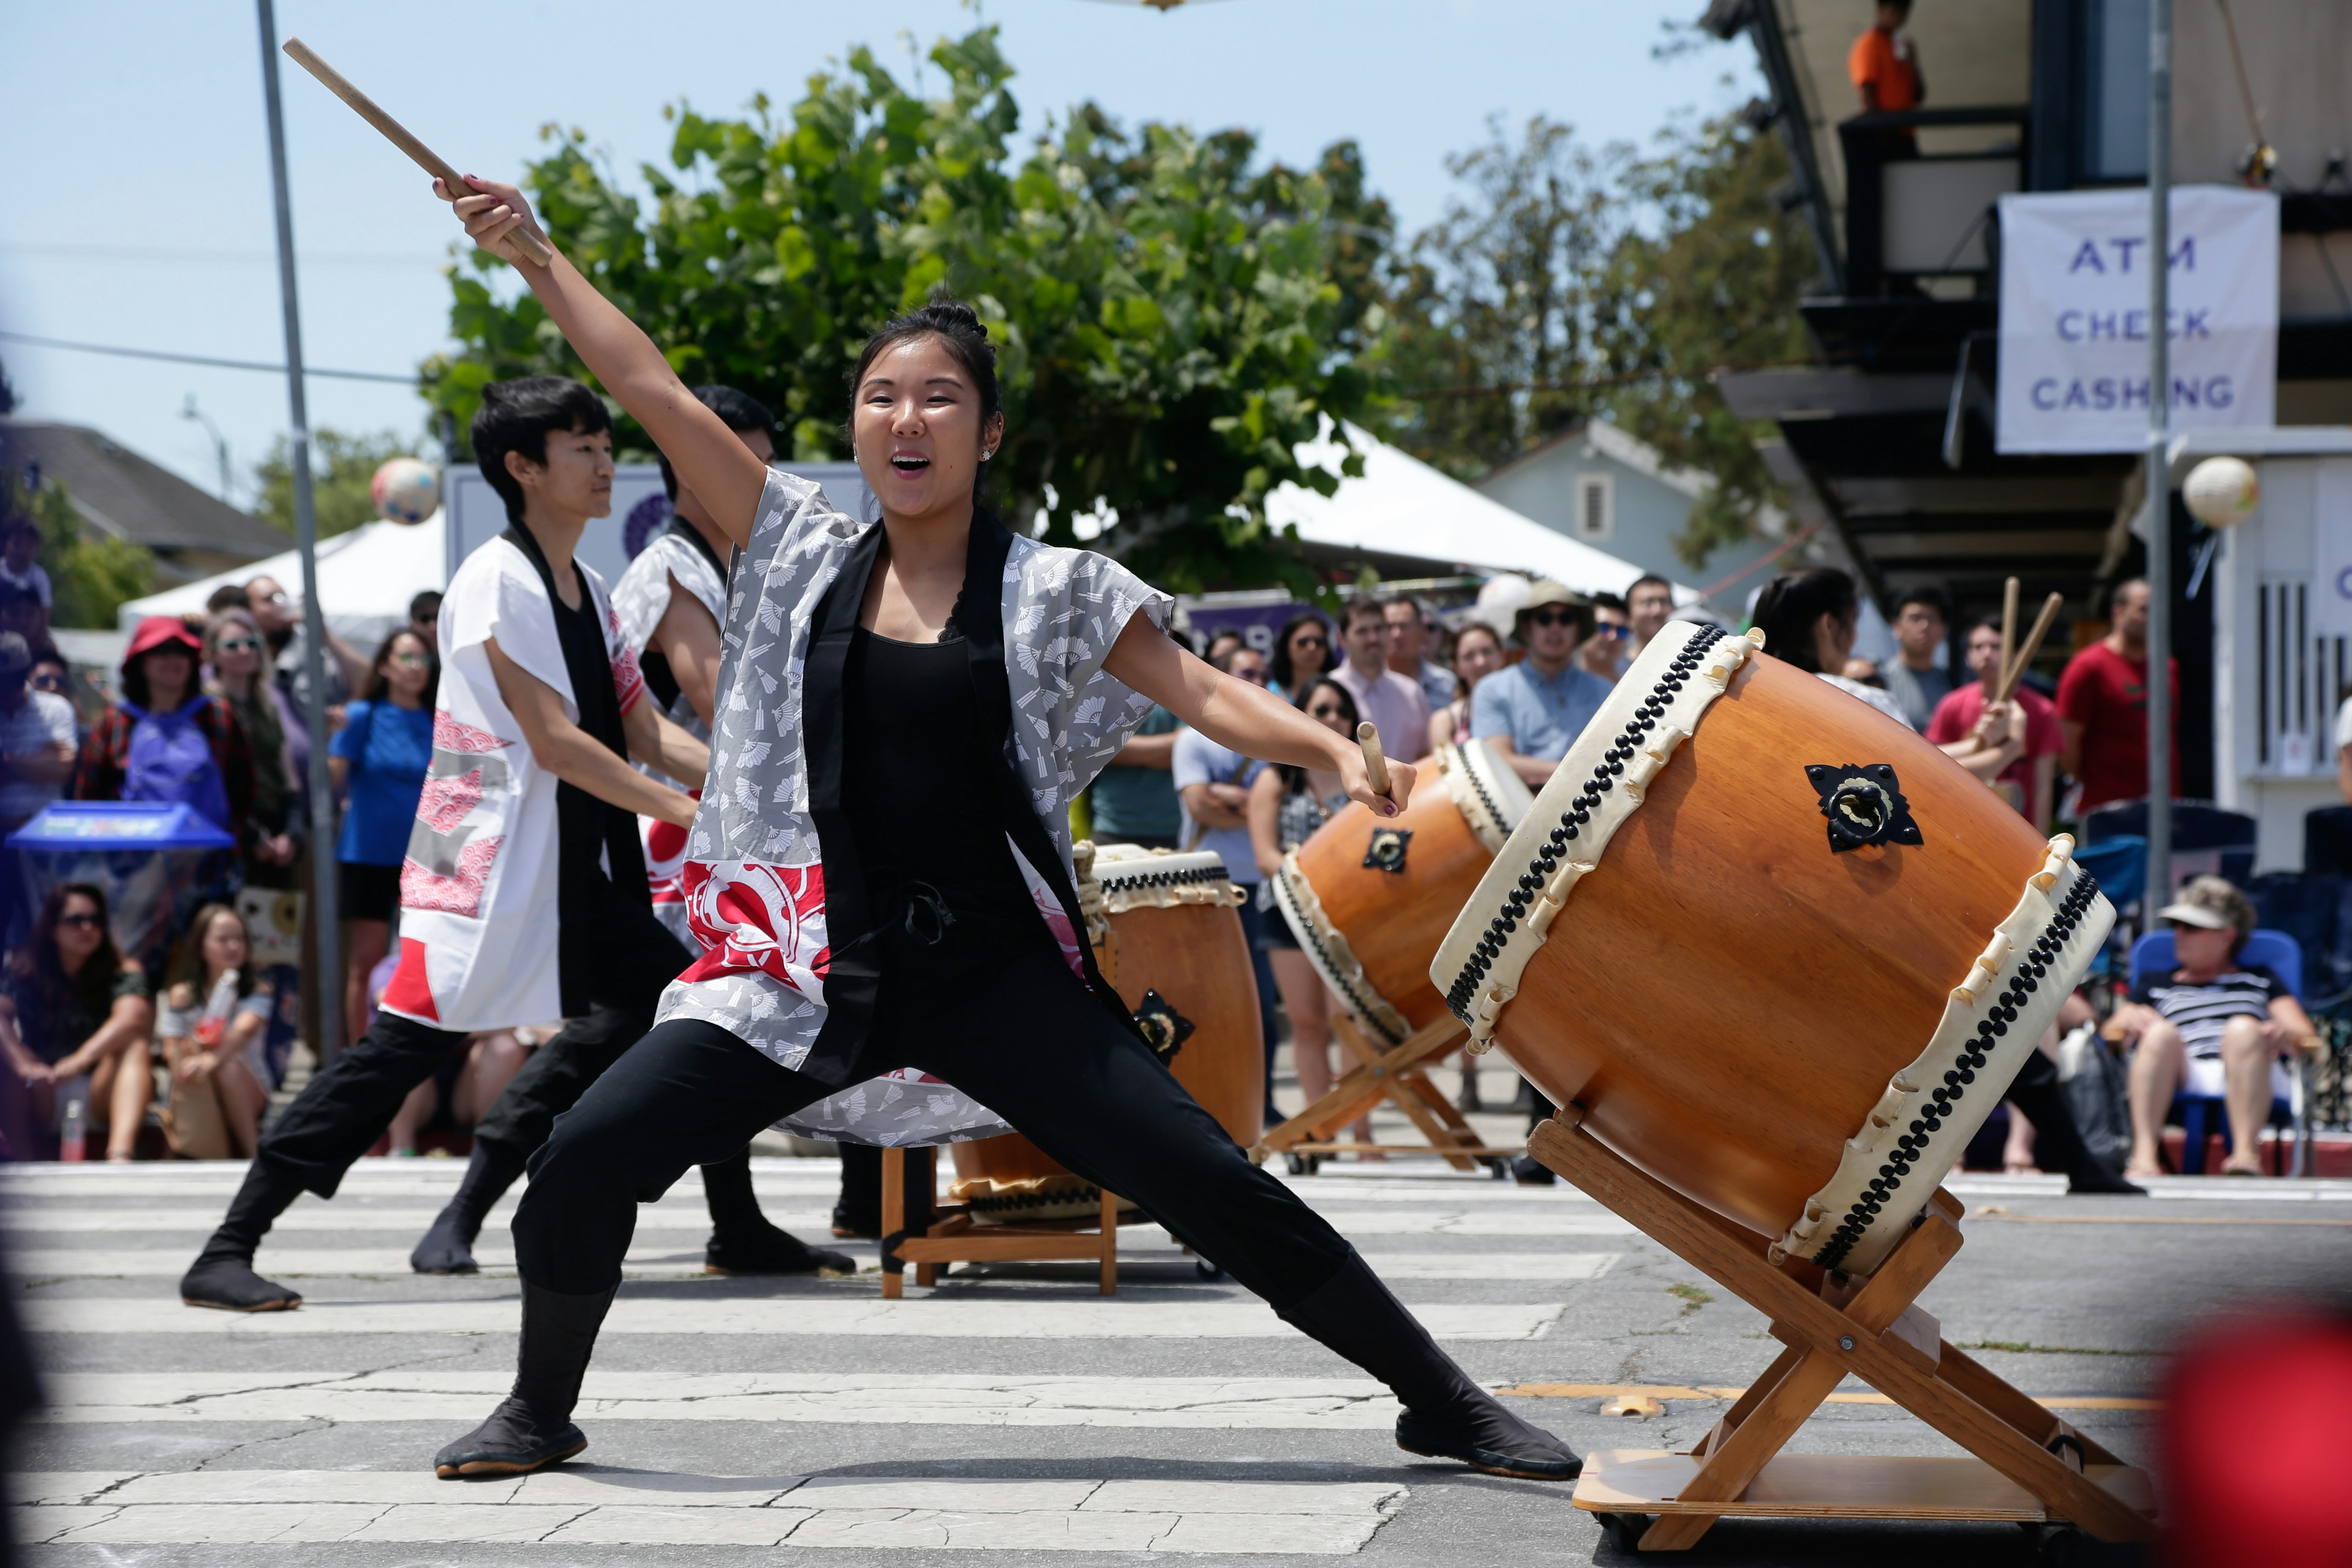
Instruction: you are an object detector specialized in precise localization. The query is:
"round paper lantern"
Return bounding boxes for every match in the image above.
[371,457,439,526]
[2183,456,2260,529]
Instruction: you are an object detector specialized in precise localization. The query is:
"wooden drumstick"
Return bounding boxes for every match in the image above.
[1995,592,2065,706]
[281,38,556,268]
[1356,722,1393,807]
[1996,576,2019,701]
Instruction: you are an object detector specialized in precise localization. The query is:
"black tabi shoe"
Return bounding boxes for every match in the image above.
[705,1224,856,1277]
[179,1258,301,1312]
[433,1396,585,1479]
[1510,1155,1557,1186]
[410,1210,481,1275]
[1395,1400,1585,1482]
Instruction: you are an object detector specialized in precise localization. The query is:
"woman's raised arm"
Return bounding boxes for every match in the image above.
[436,175,769,549]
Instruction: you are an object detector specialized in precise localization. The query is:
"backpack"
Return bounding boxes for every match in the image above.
[2056,1022,2133,1175]
[122,699,231,831]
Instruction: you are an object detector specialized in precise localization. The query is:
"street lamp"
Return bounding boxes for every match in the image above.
[179,394,232,504]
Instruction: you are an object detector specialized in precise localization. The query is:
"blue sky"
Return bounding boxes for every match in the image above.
[0,1,1758,505]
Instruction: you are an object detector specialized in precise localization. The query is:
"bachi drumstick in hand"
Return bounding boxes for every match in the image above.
[1357,722,1394,812]
[281,38,555,268]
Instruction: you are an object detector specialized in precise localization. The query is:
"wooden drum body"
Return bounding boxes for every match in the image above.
[1274,741,1532,1045]
[950,845,1262,1219]
[1433,622,2114,1275]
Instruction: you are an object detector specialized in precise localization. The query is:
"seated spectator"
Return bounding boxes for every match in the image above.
[156,903,275,1159]
[329,628,437,1049]
[1270,613,1332,708]
[1470,581,1613,790]
[0,884,154,1161]
[1248,677,1375,1156]
[2112,876,2318,1178]
[1330,599,1430,761]
[1428,620,1506,753]
[1578,592,1632,682]
[1880,586,1954,733]
[1749,568,1911,726]
[75,617,254,850]
[1928,617,2062,831]
[1385,597,1457,715]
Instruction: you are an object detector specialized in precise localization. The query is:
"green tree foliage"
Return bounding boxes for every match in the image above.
[0,470,154,630]
[1376,108,1812,565]
[423,28,1376,594]
[252,428,422,540]
[1591,112,1814,566]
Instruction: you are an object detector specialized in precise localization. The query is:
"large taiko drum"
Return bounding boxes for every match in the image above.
[949,844,1262,1221]
[1431,622,2114,1276]
[1273,741,1532,1046]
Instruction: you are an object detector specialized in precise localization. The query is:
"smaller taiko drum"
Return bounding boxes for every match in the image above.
[949,844,1262,1220]
[1272,741,1532,1046]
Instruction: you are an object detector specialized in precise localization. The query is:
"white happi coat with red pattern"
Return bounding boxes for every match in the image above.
[377,536,645,1031]
[652,470,1170,1147]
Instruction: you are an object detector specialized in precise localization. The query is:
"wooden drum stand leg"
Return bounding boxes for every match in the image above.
[1526,1110,2157,1551]
[1260,1013,1510,1172]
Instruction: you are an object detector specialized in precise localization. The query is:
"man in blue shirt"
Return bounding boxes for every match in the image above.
[1469,581,1614,790]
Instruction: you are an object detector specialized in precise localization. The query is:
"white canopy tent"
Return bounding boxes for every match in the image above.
[1266,424,1697,600]
[117,511,448,653]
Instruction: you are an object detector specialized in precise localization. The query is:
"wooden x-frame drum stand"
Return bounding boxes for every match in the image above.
[1259,1012,1520,1173]
[1528,1109,2158,1553]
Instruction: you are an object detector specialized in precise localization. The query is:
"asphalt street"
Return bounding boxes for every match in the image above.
[9,1063,2343,1566]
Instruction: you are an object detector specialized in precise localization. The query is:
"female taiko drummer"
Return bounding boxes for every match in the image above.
[424,173,1581,1485]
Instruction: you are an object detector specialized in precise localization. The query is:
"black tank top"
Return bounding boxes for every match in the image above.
[840,626,1035,921]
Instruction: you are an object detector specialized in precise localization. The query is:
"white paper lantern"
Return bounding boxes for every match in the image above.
[371,456,439,526]
[2182,456,2260,529]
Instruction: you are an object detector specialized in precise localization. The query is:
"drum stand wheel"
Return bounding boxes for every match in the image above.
[1262,1013,1523,1172]
[1528,1109,2159,1553]
[875,1145,1124,1298]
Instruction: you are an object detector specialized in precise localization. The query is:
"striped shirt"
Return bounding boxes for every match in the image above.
[2128,966,2285,1060]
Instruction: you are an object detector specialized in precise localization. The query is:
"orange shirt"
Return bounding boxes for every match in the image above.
[1849,26,1920,113]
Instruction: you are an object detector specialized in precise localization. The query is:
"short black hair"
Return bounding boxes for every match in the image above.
[1339,598,1389,634]
[1894,584,1951,620]
[205,584,248,616]
[1628,573,1674,600]
[659,386,778,502]
[409,590,443,624]
[1591,591,1628,614]
[471,377,612,526]
[0,515,37,546]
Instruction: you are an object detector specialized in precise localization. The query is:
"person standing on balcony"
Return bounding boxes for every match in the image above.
[1850,0,1926,118]
[2057,578,2179,817]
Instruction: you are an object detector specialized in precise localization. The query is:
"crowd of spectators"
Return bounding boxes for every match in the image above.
[0,510,470,1160]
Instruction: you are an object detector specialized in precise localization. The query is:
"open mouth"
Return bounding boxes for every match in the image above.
[889,454,930,475]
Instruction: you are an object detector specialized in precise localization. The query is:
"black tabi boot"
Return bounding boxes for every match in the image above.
[412,1139,529,1274]
[699,1146,856,1276]
[832,1143,881,1238]
[179,1159,307,1311]
[2006,1054,2145,1196]
[1277,1251,1581,1480]
[434,1280,617,1479]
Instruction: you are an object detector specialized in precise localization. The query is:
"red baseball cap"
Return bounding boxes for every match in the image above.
[123,615,203,671]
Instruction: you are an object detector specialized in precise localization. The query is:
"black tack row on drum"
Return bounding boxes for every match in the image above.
[1809,870,2102,1272]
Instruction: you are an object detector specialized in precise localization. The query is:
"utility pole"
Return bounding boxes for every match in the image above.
[256,0,342,1060]
[2141,0,2174,927]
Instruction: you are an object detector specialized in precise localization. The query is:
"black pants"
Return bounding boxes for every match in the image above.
[516,914,1354,1305]
[255,883,688,1198]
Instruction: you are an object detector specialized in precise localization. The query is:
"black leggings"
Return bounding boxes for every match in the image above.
[516,918,1354,1306]
[254,884,688,1198]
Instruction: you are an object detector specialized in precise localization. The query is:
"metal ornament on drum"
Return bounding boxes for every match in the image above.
[1273,741,1533,1046]
[1431,621,2114,1276]
[948,843,1262,1220]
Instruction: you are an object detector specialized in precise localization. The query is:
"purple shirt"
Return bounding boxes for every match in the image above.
[1331,662,1431,763]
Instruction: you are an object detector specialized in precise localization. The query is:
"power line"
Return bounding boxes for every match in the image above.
[0,330,414,385]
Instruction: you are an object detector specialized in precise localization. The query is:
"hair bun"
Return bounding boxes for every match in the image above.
[908,300,987,340]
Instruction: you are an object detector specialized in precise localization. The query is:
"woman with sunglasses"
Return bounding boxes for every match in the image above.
[0,884,154,1160]
[1268,613,1332,707]
[205,610,298,884]
[1247,677,1378,1156]
[329,629,440,1055]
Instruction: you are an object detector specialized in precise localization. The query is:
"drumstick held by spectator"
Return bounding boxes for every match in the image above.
[1996,592,2064,705]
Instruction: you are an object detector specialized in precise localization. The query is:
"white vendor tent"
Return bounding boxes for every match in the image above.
[117,511,447,652]
[1268,424,1695,599]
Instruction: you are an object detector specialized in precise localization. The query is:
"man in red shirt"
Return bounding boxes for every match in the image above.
[1928,619,2064,831]
[1849,0,1926,114]
[2058,579,2180,815]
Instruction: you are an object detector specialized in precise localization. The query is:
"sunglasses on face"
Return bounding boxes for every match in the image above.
[29,673,64,692]
[215,638,262,654]
[1232,667,1270,686]
[388,653,430,669]
[1594,624,1628,639]
[1526,608,1579,628]
[256,592,291,608]
[56,913,102,930]
[1290,635,1327,650]
[1308,703,1345,718]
